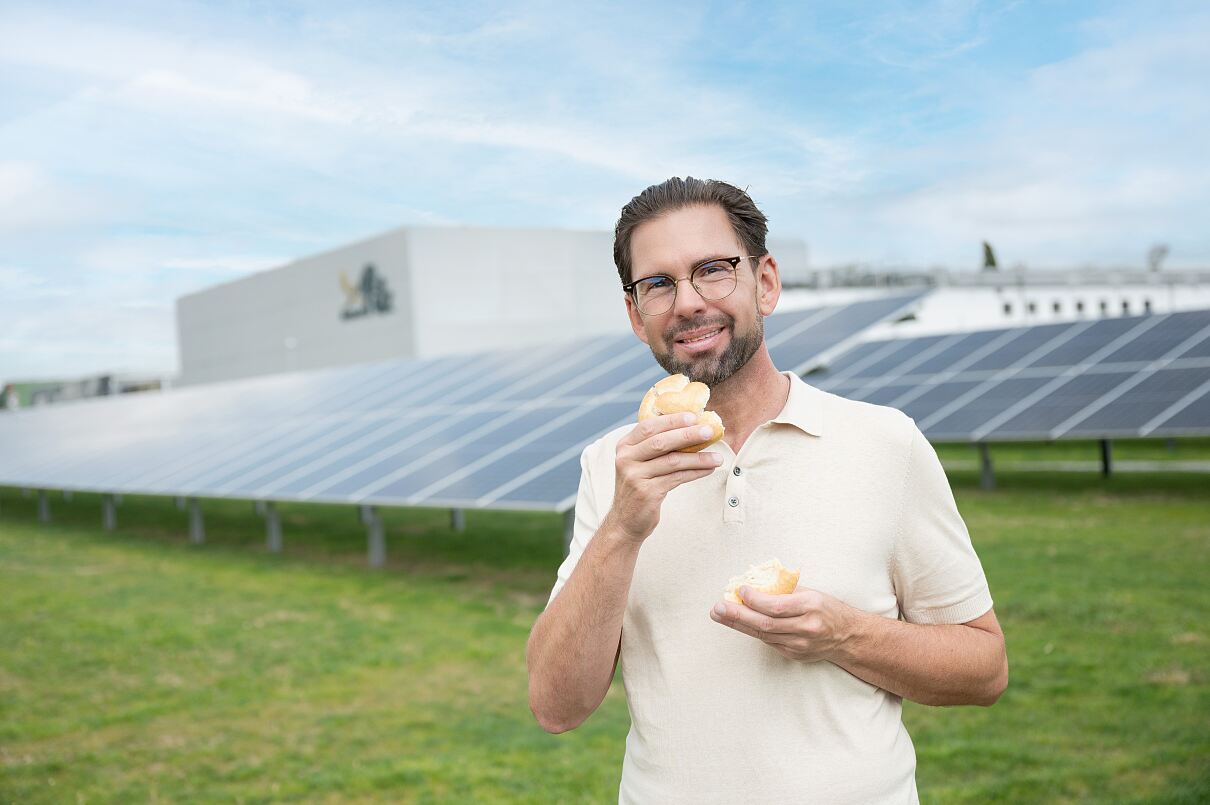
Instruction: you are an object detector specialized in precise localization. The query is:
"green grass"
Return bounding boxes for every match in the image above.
[1,473,1208,803]
[933,436,1210,465]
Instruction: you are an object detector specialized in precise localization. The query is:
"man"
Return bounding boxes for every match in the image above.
[527,177,1007,803]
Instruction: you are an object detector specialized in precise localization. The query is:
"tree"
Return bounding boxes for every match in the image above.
[982,241,998,272]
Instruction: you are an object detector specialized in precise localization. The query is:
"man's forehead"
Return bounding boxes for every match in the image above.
[629,205,742,274]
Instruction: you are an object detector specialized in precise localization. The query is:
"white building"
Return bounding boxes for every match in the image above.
[779,267,1210,340]
[175,225,809,385]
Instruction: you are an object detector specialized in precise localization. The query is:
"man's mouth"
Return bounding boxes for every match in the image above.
[674,326,726,353]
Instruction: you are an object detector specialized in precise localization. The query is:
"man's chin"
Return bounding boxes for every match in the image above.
[653,349,720,384]
[653,320,763,386]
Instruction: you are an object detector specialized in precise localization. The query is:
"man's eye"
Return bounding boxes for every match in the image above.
[699,262,730,276]
[641,277,674,290]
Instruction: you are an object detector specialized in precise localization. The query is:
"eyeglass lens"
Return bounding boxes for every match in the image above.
[634,260,738,314]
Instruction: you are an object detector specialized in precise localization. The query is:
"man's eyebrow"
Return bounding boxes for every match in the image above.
[634,253,734,280]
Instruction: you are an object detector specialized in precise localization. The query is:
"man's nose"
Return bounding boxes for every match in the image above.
[670,277,708,317]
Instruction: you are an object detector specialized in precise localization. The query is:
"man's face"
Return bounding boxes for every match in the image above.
[624,204,780,386]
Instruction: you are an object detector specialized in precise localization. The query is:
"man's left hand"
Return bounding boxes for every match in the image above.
[710,586,860,663]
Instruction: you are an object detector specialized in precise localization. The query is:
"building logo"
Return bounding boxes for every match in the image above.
[339,263,393,320]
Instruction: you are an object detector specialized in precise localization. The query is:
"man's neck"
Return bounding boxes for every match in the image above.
[707,345,790,454]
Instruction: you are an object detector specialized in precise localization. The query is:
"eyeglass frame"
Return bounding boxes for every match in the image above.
[621,255,763,315]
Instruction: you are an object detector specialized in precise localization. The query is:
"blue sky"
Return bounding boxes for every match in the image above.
[2,0,1208,379]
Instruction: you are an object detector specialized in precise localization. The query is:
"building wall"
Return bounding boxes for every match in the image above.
[780,283,1210,342]
[406,227,627,359]
[177,229,415,385]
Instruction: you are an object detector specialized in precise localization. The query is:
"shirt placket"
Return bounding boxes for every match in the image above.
[723,429,764,525]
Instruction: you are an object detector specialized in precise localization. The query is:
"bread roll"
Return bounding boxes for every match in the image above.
[723,558,800,605]
[637,373,725,452]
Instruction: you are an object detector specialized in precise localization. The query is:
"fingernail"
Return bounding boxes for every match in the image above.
[683,413,697,425]
[713,603,726,616]
[711,453,723,465]
[698,425,714,439]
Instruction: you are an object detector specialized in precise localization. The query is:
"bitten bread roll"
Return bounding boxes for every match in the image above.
[637,373,725,453]
[724,558,800,605]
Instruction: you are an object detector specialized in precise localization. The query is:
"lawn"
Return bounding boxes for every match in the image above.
[1,469,1207,803]
[933,436,1210,466]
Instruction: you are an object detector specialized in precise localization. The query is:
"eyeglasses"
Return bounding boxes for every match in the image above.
[622,255,759,315]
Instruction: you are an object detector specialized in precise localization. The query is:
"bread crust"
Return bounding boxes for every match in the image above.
[724,559,801,605]
[637,373,725,452]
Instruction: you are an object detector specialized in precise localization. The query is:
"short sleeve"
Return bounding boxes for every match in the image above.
[891,424,993,625]
[546,442,605,608]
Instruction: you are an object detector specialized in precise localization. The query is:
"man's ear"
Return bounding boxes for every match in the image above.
[755,255,781,317]
[624,293,651,344]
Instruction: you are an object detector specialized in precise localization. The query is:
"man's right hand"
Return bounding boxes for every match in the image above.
[609,411,724,542]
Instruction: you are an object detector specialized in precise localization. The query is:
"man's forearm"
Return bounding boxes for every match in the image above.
[526,515,641,733]
[831,608,1008,706]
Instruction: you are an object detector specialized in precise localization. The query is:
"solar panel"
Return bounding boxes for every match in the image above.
[892,381,985,423]
[811,309,1210,443]
[987,370,1138,439]
[0,292,926,514]
[1070,368,1210,435]
[1150,385,1210,434]
[1024,317,1148,368]
[923,376,1055,440]
[961,322,1073,373]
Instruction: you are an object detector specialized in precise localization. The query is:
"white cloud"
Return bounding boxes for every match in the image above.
[801,9,1210,268]
[0,161,107,234]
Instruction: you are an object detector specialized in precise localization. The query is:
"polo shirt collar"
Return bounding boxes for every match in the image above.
[769,371,824,436]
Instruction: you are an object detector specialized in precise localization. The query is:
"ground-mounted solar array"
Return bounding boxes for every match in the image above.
[808,309,1210,443]
[0,292,925,514]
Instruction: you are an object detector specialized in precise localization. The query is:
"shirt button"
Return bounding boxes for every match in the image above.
[728,496,739,507]
[732,466,742,476]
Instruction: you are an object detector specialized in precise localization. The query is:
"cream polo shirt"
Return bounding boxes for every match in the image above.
[547,371,994,805]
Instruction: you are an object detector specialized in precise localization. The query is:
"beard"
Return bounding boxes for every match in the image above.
[652,313,765,386]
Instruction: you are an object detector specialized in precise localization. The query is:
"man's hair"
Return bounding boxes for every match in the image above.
[613,177,769,286]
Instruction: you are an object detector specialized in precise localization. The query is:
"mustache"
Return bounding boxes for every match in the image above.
[667,316,732,342]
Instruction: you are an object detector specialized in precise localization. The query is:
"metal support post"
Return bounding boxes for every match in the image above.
[102,494,116,531]
[359,504,373,526]
[450,508,466,532]
[188,498,205,544]
[366,506,385,568]
[563,509,575,555]
[1100,439,1113,478]
[37,490,50,523]
[175,496,185,511]
[254,499,266,516]
[978,443,995,491]
[264,501,282,553]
